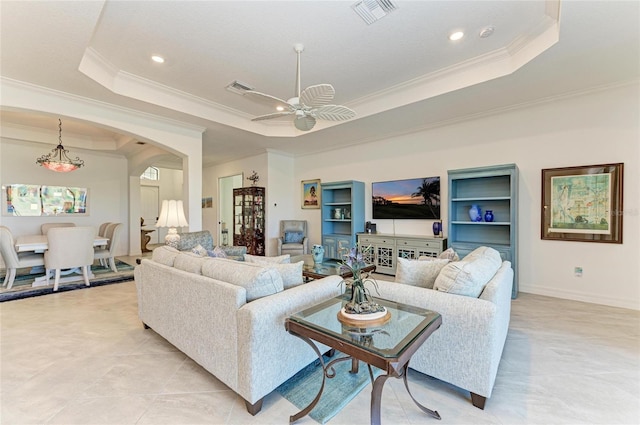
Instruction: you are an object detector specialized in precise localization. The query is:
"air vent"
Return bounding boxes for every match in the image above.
[352,0,397,25]
[226,80,254,95]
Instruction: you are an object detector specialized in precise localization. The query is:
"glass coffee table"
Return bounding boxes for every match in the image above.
[285,295,442,425]
[293,255,376,281]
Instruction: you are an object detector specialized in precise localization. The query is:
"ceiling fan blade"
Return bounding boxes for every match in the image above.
[251,111,294,121]
[294,115,316,131]
[312,105,356,121]
[244,90,291,110]
[299,84,335,107]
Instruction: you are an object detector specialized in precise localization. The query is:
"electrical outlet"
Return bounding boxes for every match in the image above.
[574,267,583,277]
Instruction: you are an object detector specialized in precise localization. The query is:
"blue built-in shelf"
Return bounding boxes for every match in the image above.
[321,180,365,259]
[448,164,519,299]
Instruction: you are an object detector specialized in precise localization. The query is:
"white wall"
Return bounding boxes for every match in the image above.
[288,83,639,310]
[0,139,130,257]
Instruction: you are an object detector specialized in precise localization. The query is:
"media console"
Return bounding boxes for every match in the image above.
[357,233,447,275]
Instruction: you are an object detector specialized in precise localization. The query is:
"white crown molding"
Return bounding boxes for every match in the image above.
[79,47,309,138]
[295,78,639,160]
[0,77,206,137]
[348,4,560,118]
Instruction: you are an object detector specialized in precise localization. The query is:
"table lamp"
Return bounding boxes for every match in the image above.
[156,200,189,249]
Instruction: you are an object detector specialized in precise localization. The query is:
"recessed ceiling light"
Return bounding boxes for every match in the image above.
[151,55,165,64]
[449,31,464,41]
[276,106,285,112]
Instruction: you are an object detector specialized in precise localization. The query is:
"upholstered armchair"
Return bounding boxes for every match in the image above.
[277,220,308,256]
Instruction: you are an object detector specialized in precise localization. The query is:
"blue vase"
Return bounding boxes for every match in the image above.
[484,210,494,222]
[432,221,442,236]
[469,205,482,222]
[311,244,324,264]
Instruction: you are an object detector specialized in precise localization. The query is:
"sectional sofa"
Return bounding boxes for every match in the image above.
[134,244,513,414]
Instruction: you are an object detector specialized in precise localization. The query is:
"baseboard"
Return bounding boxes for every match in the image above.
[519,284,640,311]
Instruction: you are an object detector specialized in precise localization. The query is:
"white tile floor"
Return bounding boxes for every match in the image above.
[1,281,639,425]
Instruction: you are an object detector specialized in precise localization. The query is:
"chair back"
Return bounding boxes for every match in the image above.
[41,222,75,235]
[280,220,307,238]
[104,222,123,254]
[0,226,20,268]
[44,226,96,270]
[98,222,112,237]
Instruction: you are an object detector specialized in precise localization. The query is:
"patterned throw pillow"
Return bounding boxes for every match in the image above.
[191,244,208,257]
[207,246,228,258]
[284,231,304,244]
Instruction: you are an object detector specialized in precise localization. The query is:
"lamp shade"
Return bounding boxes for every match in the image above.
[156,200,188,228]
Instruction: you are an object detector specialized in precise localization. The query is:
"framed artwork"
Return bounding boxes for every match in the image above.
[541,163,623,243]
[3,184,89,216]
[301,179,321,209]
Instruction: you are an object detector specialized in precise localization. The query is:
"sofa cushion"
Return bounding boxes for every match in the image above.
[266,261,304,289]
[284,231,305,244]
[152,245,180,266]
[177,230,214,251]
[433,246,502,297]
[395,257,451,289]
[245,253,291,264]
[174,252,206,274]
[201,258,284,301]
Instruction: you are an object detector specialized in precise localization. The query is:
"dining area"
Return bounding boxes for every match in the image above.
[0,222,124,294]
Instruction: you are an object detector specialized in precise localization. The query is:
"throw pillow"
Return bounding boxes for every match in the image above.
[433,246,502,297]
[267,261,304,289]
[245,253,291,264]
[152,245,180,267]
[394,257,451,289]
[438,247,460,261]
[201,258,284,302]
[284,231,305,244]
[207,246,228,258]
[191,244,208,257]
[173,252,206,275]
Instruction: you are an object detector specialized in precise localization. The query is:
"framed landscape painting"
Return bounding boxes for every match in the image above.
[301,179,321,209]
[541,163,623,243]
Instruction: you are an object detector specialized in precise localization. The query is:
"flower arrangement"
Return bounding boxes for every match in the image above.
[339,244,385,315]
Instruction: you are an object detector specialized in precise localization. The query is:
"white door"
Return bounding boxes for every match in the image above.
[140,186,160,244]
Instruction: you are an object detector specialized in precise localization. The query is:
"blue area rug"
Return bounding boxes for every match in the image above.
[277,353,381,424]
[0,260,135,302]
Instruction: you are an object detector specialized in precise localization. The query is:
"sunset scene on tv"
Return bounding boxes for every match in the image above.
[372,177,440,219]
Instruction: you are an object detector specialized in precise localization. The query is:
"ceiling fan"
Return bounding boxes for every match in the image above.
[244,44,356,131]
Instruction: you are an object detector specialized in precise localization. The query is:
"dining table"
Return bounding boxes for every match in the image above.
[14,234,109,287]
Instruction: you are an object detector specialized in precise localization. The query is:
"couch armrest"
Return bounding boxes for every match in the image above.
[235,275,343,404]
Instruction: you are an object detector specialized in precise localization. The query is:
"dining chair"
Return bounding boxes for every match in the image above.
[44,226,96,291]
[94,222,122,273]
[98,222,112,237]
[0,226,46,290]
[41,222,75,235]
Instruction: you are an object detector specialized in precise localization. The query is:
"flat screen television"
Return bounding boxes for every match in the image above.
[372,176,440,219]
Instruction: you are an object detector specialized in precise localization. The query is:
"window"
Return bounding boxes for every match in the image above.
[141,166,159,181]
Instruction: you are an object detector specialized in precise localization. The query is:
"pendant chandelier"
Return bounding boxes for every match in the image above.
[36,119,85,173]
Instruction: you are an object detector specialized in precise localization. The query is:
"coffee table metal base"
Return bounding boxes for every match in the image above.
[288,332,440,425]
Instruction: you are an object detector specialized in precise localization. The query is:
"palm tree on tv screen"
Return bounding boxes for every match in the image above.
[411,178,440,216]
